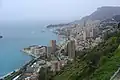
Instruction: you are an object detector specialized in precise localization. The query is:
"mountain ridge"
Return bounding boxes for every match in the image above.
[46,6,120,28]
[71,6,120,24]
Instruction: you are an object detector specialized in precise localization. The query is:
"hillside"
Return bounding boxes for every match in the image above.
[53,28,120,80]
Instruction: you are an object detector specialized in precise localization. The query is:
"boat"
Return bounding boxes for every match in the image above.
[0,35,3,38]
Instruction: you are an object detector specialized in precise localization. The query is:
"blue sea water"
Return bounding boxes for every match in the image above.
[0,23,57,76]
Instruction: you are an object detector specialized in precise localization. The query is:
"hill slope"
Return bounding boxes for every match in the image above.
[53,31,120,80]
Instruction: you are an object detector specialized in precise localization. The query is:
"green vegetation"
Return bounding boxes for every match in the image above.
[53,30,120,80]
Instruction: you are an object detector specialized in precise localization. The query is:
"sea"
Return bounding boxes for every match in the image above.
[0,22,57,77]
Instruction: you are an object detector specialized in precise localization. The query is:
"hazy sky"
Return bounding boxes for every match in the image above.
[0,0,120,22]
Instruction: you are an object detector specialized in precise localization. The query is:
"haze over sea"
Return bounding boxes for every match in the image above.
[0,21,57,77]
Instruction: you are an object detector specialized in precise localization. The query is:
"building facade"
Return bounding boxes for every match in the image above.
[50,40,56,54]
[47,46,52,57]
[67,40,76,58]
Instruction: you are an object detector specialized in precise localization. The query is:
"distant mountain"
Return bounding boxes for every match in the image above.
[47,6,120,28]
[72,6,120,24]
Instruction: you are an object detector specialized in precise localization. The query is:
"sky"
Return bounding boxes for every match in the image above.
[0,0,120,22]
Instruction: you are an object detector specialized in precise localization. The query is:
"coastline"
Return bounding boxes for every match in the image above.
[47,27,67,45]
[1,41,50,79]
[0,50,35,80]
[0,58,34,80]
[1,28,59,80]
[0,69,19,79]
[21,49,38,58]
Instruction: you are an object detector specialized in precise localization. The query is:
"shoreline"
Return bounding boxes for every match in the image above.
[0,69,19,79]
[1,28,59,79]
[0,59,33,79]
[21,49,38,58]
[0,50,35,80]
